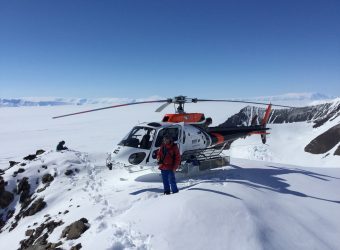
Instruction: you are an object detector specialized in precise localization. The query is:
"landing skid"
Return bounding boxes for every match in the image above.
[179,146,230,174]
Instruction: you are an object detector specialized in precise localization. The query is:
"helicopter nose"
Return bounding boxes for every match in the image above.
[111,146,149,166]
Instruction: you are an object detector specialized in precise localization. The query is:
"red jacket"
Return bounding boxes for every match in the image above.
[157,143,181,171]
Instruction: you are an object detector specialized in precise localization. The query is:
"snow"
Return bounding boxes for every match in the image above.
[0,99,340,249]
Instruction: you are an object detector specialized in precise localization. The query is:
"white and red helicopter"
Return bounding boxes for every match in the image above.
[53,96,292,173]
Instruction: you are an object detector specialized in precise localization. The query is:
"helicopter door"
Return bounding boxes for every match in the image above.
[151,126,181,160]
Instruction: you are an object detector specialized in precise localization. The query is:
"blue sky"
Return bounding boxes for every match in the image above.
[0,0,339,98]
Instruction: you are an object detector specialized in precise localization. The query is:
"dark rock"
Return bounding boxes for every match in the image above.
[42,174,54,184]
[70,243,82,250]
[17,168,25,173]
[23,154,37,161]
[65,170,74,176]
[20,163,26,166]
[9,161,20,167]
[334,145,340,156]
[0,217,4,230]
[6,209,15,220]
[0,190,14,209]
[9,221,18,231]
[0,169,4,175]
[35,232,48,246]
[19,220,63,250]
[21,197,34,210]
[305,124,340,154]
[49,241,62,249]
[41,165,48,169]
[17,177,31,204]
[63,210,69,214]
[37,187,47,193]
[23,198,46,217]
[13,168,25,177]
[35,149,45,156]
[0,176,5,191]
[18,177,30,193]
[45,220,63,233]
[61,218,89,240]
[26,229,35,236]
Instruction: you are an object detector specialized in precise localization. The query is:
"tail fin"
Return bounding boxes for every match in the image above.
[261,104,272,126]
[260,104,272,144]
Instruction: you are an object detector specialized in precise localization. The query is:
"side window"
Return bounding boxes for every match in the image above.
[155,128,179,147]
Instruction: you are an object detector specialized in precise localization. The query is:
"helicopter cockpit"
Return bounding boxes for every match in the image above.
[118,126,156,150]
[118,125,180,149]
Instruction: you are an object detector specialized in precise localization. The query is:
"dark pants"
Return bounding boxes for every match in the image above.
[161,170,178,193]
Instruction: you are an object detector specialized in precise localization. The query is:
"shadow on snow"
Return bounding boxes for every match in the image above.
[132,164,340,204]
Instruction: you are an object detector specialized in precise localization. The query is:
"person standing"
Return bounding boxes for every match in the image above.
[157,135,181,195]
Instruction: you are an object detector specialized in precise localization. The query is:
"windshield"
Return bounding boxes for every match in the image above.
[119,126,156,149]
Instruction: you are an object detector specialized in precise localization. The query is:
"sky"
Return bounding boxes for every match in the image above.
[0,0,339,99]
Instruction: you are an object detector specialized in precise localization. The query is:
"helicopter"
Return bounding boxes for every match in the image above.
[53,96,293,174]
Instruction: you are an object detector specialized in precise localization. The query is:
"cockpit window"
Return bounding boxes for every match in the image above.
[119,127,156,149]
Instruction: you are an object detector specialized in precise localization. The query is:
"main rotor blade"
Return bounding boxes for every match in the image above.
[155,102,171,112]
[52,100,168,119]
[196,99,294,108]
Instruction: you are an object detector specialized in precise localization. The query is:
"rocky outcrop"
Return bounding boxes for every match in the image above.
[23,154,37,161]
[17,177,31,204]
[70,243,82,250]
[305,124,340,154]
[64,169,79,176]
[0,176,5,191]
[9,161,20,167]
[61,218,89,240]
[23,198,46,217]
[220,100,340,127]
[13,168,25,177]
[19,220,63,250]
[35,150,45,156]
[65,170,74,176]
[0,176,14,209]
[0,190,14,209]
[41,174,54,184]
